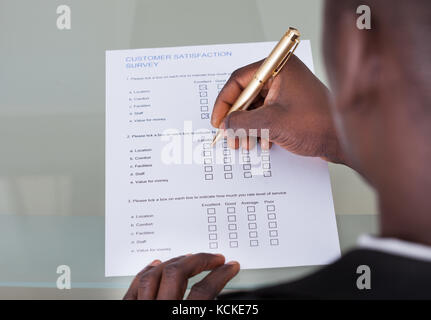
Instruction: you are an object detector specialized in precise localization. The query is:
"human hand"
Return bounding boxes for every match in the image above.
[124,253,240,300]
[211,55,346,165]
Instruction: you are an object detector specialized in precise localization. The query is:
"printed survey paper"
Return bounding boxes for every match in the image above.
[105,41,340,277]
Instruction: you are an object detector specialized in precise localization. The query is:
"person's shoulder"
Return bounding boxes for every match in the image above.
[218,248,431,300]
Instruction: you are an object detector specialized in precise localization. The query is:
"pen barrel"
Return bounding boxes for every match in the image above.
[254,28,300,83]
[227,79,263,115]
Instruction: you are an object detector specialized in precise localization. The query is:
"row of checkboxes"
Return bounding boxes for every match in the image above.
[222,139,233,179]
[241,148,252,178]
[266,204,279,246]
[225,201,239,248]
[206,206,218,249]
[198,84,210,120]
[202,143,214,181]
[261,150,272,178]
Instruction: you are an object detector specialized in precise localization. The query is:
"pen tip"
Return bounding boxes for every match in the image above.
[211,134,219,147]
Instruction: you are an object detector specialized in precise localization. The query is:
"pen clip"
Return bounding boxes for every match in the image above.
[272,40,300,78]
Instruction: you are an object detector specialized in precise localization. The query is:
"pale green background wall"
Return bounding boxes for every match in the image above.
[0,0,377,218]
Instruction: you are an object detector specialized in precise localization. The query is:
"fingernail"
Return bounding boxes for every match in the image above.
[185,253,193,257]
[227,261,240,266]
[149,259,161,266]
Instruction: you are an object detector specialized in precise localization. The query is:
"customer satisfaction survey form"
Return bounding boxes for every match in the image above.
[105,40,340,276]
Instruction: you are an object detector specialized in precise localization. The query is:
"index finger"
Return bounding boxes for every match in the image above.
[211,60,263,128]
[156,253,225,299]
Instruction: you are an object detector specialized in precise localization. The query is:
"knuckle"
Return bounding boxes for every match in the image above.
[138,271,154,288]
[229,68,243,81]
[163,262,183,279]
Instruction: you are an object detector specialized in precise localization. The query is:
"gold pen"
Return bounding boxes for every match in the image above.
[211,27,300,146]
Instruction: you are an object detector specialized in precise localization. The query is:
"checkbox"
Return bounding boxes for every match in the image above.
[267,213,276,220]
[250,240,259,247]
[263,171,272,177]
[244,172,252,178]
[205,174,213,180]
[249,231,258,238]
[204,166,213,173]
[243,164,251,170]
[262,163,271,169]
[208,225,217,232]
[247,206,255,213]
[266,205,275,212]
[200,98,208,104]
[227,215,236,222]
[229,232,238,239]
[224,157,232,164]
[209,242,218,249]
[199,84,207,90]
[229,241,238,248]
[242,155,251,163]
[209,233,217,240]
[200,91,208,97]
[201,105,209,112]
[203,143,210,149]
[224,165,232,171]
[268,221,277,229]
[228,224,237,231]
[203,151,211,157]
[207,208,215,214]
[223,149,231,156]
[204,158,212,165]
[248,214,256,221]
[208,216,216,223]
[248,222,257,230]
[227,207,235,213]
[224,172,233,179]
[270,239,279,246]
[222,140,228,148]
[201,113,209,119]
[269,230,278,237]
[262,155,270,161]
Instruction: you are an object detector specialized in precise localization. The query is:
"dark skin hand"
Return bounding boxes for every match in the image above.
[124,253,240,300]
[211,55,347,165]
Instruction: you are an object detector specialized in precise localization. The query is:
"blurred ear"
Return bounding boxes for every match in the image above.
[331,11,381,115]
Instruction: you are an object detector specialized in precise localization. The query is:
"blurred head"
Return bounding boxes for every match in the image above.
[323,0,431,240]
